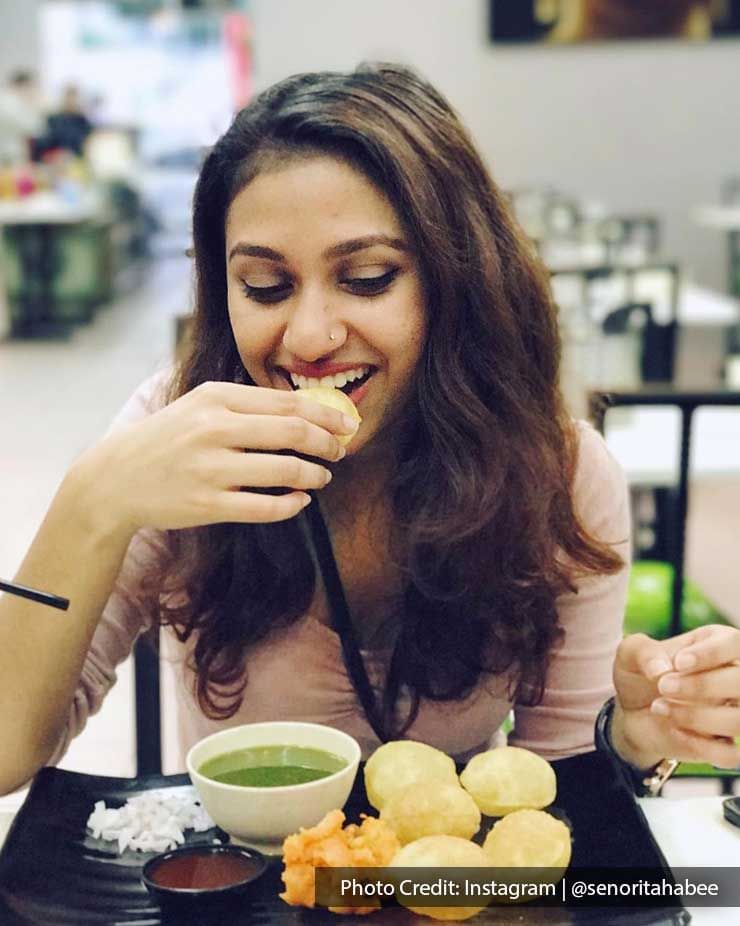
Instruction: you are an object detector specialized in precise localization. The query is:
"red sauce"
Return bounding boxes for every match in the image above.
[149,850,262,890]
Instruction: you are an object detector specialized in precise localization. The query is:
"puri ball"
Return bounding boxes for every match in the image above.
[483,809,571,886]
[381,780,481,845]
[298,386,361,446]
[364,740,458,811]
[390,835,490,921]
[460,746,556,817]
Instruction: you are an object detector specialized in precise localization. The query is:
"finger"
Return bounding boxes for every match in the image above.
[222,413,346,463]
[671,625,740,674]
[658,665,740,704]
[650,698,740,739]
[208,489,313,524]
[216,451,333,491]
[655,722,740,770]
[617,627,715,681]
[197,382,359,440]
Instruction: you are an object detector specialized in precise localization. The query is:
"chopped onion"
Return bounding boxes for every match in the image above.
[86,786,215,854]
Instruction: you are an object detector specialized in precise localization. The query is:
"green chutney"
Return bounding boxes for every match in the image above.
[199,744,348,787]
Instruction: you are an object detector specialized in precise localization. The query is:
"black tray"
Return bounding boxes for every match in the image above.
[0,751,690,925]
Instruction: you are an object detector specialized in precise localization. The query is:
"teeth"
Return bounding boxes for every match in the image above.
[289,365,370,390]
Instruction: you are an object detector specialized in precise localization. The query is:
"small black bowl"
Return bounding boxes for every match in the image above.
[142,843,268,915]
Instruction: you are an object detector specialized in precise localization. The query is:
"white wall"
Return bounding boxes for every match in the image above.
[0,0,40,82]
[251,0,740,291]
[1,0,736,289]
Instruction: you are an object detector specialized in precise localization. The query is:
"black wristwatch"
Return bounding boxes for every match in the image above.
[594,697,679,797]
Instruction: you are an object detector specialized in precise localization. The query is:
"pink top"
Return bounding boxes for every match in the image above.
[51,371,630,770]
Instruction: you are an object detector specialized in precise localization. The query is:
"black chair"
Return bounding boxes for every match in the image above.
[553,262,679,390]
[589,386,740,638]
[590,387,740,794]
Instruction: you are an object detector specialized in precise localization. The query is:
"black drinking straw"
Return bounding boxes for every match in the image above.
[0,579,69,611]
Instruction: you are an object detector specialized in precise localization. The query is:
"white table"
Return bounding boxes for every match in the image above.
[1,795,737,923]
[693,206,740,234]
[678,283,739,327]
[0,190,107,227]
[637,796,739,925]
[603,402,740,487]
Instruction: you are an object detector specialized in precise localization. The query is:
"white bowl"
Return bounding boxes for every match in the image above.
[186,721,360,852]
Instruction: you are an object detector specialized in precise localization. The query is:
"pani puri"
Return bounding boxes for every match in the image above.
[482,809,571,890]
[390,835,490,921]
[380,780,481,845]
[364,740,458,811]
[460,746,556,817]
[298,386,361,447]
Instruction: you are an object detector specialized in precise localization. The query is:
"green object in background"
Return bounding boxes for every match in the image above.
[625,560,728,640]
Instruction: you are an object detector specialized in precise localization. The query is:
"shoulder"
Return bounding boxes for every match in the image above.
[105,366,174,433]
[571,419,629,535]
[572,418,626,491]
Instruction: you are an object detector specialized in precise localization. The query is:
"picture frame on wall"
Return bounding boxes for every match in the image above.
[489,0,740,45]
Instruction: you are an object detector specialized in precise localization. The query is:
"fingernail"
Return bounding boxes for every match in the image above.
[300,493,312,507]
[675,652,697,672]
[651,698,671,716]
[647,658,672,679]
[341,414,359,432]
[336,446,347,460]
[658,675,681,695]
[324,469,333,485]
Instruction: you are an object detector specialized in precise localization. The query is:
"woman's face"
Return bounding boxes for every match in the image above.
[225,155,426,455]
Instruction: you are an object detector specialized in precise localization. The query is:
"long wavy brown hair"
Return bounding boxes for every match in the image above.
[156,62,624,737]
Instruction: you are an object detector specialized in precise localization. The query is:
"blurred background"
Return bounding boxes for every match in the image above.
[0,0,738,788]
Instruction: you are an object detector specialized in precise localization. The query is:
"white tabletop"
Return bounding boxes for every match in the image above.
[638,796,739,925]
[0,190,106,226]
[678,283,739,326]
[604,404,740,486]
[693,206,740,233]
[1,795,736,922]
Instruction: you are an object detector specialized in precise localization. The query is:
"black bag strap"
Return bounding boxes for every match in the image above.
[303,495,388,743]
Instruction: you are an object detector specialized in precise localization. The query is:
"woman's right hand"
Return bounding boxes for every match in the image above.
[69,381,358,533]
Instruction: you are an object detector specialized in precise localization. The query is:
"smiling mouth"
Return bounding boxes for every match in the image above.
[280,367,377,396]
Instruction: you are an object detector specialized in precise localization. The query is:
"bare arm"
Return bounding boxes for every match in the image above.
[0,381,355,795]
[0,464,134,794]
[509,422,631,760]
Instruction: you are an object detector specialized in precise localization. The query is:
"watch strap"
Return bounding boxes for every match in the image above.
[594,697,678,797]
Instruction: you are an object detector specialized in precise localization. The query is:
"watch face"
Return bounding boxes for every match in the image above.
[644,758,680,796]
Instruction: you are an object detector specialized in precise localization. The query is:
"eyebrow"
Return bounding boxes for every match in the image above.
[227,234,408,264]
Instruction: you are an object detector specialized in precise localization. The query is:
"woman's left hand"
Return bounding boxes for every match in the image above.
[612,624,740,770]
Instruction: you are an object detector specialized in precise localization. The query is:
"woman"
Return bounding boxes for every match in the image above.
[0,63,737,796]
